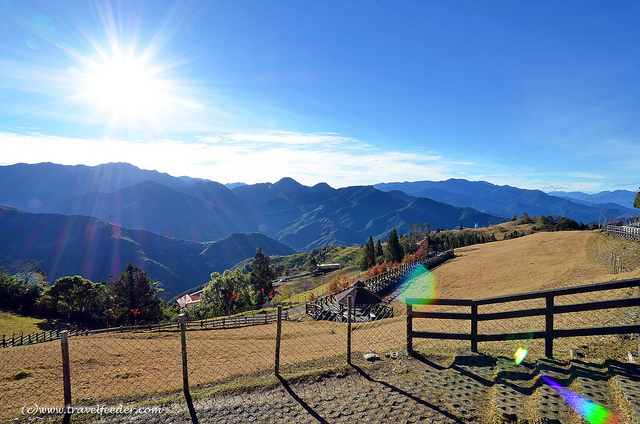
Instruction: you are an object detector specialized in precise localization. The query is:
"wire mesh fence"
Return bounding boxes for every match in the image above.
[1,277,638,423]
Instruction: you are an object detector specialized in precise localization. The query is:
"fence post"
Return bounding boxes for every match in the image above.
[406,303,413,355]
[471,303,478,353]
[60,330,72,422]
[179,314,199,424]
[275,305,282,375]
[347,295,352,365]
[545,295,554,359]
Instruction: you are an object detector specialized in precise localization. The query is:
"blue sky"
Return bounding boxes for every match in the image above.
[1,1,639,193]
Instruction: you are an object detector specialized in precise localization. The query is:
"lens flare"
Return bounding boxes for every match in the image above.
[514,347,528,365]
[397,264,437,305]
[541,376,619,424]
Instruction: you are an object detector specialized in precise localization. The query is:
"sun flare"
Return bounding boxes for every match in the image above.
[82,53,171,125]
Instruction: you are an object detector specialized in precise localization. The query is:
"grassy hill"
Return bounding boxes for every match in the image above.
[0,311,49,336]
[431,229,640,299]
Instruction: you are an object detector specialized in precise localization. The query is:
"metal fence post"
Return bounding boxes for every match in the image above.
[347,295,352,365]
[545,295,554,358]
[60,330,72,423]
[406,303,413,355]
[275,305,282,375]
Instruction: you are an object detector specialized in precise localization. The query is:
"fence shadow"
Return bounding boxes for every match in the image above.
[349,364,466,423]
[275,375,329,424]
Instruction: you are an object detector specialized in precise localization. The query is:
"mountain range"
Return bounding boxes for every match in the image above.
[373,179,636,223]
[0,162,636,296]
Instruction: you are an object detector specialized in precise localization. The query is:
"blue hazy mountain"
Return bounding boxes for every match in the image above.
[548,189,636,209]
[374,179,636,223]
[0,205,294,296]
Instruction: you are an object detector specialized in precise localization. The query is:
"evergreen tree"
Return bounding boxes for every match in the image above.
[108,264,163,325]
[634,187,640,209]
[249,247,275,302]
[375,239,384,259]
[360,236,375,270]
[385,228,404,263]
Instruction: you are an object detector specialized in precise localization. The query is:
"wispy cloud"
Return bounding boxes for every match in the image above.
[0,130,453,187]
[2,130,631,193]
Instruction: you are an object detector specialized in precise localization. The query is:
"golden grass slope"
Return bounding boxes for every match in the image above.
[432,230,640,299]
[0,310,48,337]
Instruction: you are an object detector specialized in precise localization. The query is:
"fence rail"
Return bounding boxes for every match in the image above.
[1,329,61,348]
[2,278,640,423]
[604,224,640,241]
[406,277,640,358]
[1,312,285,349]
[306,250,454,315]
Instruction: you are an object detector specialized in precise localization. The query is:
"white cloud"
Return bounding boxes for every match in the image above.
[0,130,455,187]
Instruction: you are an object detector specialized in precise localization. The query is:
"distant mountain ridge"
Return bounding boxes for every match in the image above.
[0,205,295,296]
[548,189,636,209]
[374,179,636,223]
[0,163,506,293]
[0,163,504,251]
[4,163,633,295]
[0,162,201,212]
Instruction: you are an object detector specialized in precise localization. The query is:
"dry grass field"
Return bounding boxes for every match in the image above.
[433,229,640,298]
[1,229,639,422]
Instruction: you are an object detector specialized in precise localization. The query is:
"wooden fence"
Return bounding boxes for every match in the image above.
[1,312,284,349]
[604,224,640,241]
[306,250,454,316]
[1,329,61,348]
[406,278,640,358]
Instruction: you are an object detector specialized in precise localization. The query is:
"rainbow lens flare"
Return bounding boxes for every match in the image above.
[514,347,528,365]
[541,376,619,424]
[398,264,437,305]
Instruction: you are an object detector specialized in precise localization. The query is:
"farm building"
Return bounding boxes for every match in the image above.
[177,290,203,308]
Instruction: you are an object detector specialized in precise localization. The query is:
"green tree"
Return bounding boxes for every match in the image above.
[201,269,250,315]
[47,276,109,326]
[375,239,384,260]
[534,215,555,231]
[360,236,375,270]
[516,212,533,225]
[108,264,163,325]
[0,271,46,314]
[634,187,640,209]
[249,247,275,303]
[385,228,404,263]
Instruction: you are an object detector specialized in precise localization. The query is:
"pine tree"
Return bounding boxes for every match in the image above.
[249,247,275,302]
[360,236,376,270]
[385,228,404,263]
[375,239,384,259]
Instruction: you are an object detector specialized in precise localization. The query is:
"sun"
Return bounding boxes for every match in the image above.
[81,52,171,127]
